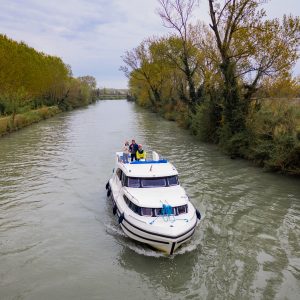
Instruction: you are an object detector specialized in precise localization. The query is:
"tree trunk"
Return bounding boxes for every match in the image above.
[221,59,245,135]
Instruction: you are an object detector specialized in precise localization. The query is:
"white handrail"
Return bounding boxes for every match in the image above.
[152,151,160,161]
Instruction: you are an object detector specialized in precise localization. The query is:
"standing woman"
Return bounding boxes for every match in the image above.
[123,141,130,163]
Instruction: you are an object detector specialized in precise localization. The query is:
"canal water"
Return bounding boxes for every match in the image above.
[0,100,299,300]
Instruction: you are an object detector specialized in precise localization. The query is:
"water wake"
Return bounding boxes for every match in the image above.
[105,223,126,237]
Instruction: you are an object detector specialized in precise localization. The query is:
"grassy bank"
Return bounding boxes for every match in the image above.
[0,106,61,137]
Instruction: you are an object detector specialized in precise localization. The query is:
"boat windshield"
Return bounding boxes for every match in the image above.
[141,178,167,187]
[167,176,178,186]
[126,176,179,188]
[123,195,188,217]
[127,177,140,188]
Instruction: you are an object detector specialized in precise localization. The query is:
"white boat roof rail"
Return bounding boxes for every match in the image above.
[152,151,159,161]
[116,150,165,164]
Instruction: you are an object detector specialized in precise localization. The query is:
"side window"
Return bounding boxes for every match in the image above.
[123,195,130,206]
[127,177,140,188]
[141,207,153,216]
[168,176,179,186]
[121,174,127,186]
[176,205,188,215]
[116,168,123,182]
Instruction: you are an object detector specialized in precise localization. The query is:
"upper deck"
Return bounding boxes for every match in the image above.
[115,151,178,178]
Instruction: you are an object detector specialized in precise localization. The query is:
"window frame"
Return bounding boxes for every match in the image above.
[125,176,179,188]
[123,194,188,217]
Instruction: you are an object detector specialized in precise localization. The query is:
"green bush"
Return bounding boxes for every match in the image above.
[247,100,300,174]
[190,100,222,143]
[218,124,250,158]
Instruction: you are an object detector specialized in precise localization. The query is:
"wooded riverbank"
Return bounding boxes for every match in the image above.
[0,34,97,137]
[122,0,300,176]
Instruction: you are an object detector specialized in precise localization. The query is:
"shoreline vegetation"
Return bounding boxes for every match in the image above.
[0,106,60,135]
[122,0,300,176]
[0,34,99,137]
[0,34,130,137]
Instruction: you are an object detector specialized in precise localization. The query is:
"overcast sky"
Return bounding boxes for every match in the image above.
[1,0,299,88]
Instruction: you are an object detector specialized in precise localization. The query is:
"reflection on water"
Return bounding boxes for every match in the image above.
[118,246,199,297]
[0,100,299,300]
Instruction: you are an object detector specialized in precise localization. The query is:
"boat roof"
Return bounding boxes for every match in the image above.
[124,185,188,207]
[115,151,178,177]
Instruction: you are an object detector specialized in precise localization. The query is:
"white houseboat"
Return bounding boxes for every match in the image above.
[106,151,201,255]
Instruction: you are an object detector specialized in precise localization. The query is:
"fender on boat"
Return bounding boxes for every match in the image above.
[107,188,111,197]
[118,213,124,224]
[113,204,117,215]
[196,209,201,220]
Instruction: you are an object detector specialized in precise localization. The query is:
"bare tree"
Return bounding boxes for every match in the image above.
[120,40,164,109]
[157,0,200,110]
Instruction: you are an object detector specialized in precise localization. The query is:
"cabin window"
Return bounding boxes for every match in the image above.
[131,202,141,214]
[124,196,141,215]
[127,177,140,188]
[154,208,162,216]
[121,173,127,186]
[176,205,188,215]
[141,178,167,188]
[123,194,187,217]
[167,176,179,186]
[123,195,130,206]
[126,176,179,188]
[116,168,123,181]
[141,207,152,216]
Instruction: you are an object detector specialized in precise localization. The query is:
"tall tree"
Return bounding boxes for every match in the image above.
[121,39,169,110]
[158,0,201,111]
[208,0,300,139]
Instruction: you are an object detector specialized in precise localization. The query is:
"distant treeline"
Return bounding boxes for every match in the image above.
[121,0,300,175]
[95,88,128,100]
[0,34,97,135]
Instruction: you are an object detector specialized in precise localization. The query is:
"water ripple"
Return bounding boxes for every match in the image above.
[0,100,299,300]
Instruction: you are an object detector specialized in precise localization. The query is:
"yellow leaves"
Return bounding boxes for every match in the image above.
[0,34,70,102]
[248,99,298,138]
[260,74,300,99]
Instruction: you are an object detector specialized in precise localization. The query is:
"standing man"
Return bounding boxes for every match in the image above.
[129,139,138,161]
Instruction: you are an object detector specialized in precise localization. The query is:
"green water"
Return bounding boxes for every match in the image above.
[0,100,299,299]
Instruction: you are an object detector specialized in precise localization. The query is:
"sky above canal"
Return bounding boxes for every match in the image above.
[1,0,300,88]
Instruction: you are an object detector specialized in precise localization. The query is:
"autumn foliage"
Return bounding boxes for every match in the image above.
[0,34,97,135]
[122,0,300,175]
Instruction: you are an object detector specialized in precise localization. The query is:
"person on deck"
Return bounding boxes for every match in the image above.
[123,141,130,163]
[136,144,146,161]
[129,139,139,161]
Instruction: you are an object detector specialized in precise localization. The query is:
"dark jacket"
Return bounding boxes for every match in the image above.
[129,143,138,154]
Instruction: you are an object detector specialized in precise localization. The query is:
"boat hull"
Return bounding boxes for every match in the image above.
[115,206,198,255]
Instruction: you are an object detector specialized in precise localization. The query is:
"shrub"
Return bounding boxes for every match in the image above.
[247,99,300,174]
[0,106,61,136]
[190,100,222,143]
[0,117,10,136]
